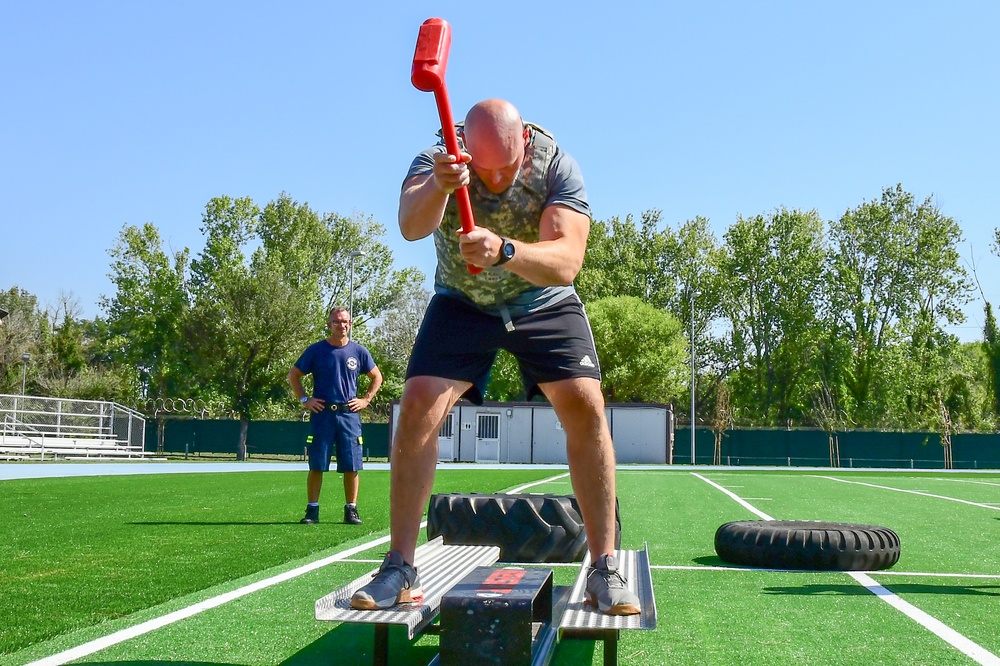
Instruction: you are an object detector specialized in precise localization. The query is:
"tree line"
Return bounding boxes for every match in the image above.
[2,185,999,455]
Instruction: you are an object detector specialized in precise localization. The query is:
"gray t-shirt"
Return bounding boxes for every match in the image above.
[404,124,590,317]
[405,135,590,218]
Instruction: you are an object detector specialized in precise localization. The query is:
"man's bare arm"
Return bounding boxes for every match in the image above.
[398,153,472,241]
[459,204,590,286]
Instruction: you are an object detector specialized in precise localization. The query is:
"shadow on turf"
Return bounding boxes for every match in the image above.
[128,521,316,526]
[765,583,1000,597]
[79,662,242,665]
[692,557,1000,597]
[277,620,597,665]
[692,555,727,567]
[279,623,437,665]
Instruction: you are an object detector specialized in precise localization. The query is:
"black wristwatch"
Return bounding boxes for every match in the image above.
[496,238,515,266]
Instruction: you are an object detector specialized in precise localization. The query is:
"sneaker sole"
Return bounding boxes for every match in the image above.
[585,595,641,616]
[350,586,425,611]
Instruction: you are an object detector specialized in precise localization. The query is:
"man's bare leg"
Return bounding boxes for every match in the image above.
[306,470,324,504]
[540,377,617,559]
[542,376,639,615]
[389,376,470,563]
[343,471,359,504]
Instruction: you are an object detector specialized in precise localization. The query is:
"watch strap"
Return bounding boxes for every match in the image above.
[496,238,514,266]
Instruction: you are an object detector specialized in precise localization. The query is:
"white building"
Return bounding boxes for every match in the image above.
[390,401,675,464]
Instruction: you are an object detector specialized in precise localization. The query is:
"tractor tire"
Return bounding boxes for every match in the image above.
[714,520,900,571]
[426,493,621,563]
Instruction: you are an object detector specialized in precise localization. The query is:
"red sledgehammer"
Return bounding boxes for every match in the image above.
[411,18,482,274]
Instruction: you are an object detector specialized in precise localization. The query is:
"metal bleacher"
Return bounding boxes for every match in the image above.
[0,394,156,461]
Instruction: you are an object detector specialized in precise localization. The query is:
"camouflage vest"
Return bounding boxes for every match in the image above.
[434,124,558,308]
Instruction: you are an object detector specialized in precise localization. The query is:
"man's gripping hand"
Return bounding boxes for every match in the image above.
[459,227,505,269]
[432,151,472,194]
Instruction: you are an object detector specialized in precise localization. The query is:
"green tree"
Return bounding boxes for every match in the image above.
[983,303,1000,422]
[482,350,525,402]
[985,234,1000,422]
[358,281,431,419]
[586,296,687,403]
[0,287,46,394]
[44,295,86,384]
[103,223,191,401]
[720,208,826,424]
[102,194,424,456]
[824,185,971,426]
[182,194,423,458]
[895,315,987,431]
[578,210,677,308]
[577,212,721,420]
[184,196,322,458]
[672,217,725,425]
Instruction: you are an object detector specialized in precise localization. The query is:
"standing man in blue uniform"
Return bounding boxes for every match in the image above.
[289,306,382,525]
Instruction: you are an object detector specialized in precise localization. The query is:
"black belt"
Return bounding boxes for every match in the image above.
[325,403,352,412]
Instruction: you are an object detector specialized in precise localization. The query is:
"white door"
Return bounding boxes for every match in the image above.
[475,413,500,463]
[437,412,455,461]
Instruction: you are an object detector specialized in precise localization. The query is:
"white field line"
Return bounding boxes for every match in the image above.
[647,564,1000,578]
[692,473,774,520]
[26,530,396,666]
[694,472,1000,665]
[850,573,1000,666]
[28,471,573,666]
[507,472,570,494]
[935,478,1000,488]
[327,557,1000,580]
[815,476,1000,510]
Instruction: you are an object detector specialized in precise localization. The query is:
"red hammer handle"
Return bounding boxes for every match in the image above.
[411,18,481,275]
[432,81,476,236]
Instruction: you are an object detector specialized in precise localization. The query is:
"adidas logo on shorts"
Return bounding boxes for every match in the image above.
[580,355,595,368]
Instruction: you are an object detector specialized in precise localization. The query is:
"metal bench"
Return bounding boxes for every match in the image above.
[316,540,655,666]
[559,545,658,666]
[315,536,500,666]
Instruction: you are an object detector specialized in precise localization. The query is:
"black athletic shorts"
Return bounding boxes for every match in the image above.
[406,293,602,404]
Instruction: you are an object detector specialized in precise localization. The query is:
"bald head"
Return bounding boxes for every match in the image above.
[462,99,529,193]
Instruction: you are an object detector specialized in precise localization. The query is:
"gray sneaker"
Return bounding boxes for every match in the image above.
[586,553,641,616]
[350,551,423,610]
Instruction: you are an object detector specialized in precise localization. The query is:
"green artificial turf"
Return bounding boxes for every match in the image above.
[0,468,555,656]
[3,467,999,665]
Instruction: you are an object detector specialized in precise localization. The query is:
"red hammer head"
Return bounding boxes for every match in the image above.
[411,18,451,92]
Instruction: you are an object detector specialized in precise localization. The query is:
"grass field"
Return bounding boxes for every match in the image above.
[2,465,999,665]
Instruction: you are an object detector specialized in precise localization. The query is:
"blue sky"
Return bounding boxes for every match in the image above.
[2,2,998,342]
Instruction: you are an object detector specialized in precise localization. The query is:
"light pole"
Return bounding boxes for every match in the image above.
[21,353,30,396]
[16,353,30,426]
[349,250,365,333]
[690,290,698,465]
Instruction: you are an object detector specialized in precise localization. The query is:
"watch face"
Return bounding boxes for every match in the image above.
[503,241,515,258]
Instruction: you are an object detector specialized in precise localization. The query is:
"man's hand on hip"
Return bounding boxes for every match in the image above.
[302,397,325,413]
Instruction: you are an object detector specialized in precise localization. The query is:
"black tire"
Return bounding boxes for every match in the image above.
[714,520,900,571]
[426,493,621,563]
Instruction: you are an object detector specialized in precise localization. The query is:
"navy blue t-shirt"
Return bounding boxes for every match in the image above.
[294,340,375,403]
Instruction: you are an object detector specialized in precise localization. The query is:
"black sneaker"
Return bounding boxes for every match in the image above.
[300,505,319,524]
[586,553,641,616]
[344,504,362,525]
